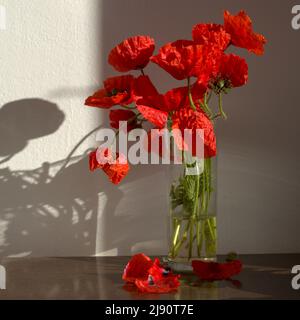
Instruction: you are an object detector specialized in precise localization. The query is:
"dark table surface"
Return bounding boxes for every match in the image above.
[0,255,299,299]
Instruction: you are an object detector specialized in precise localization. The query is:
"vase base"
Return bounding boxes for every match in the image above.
[163,256,217,273]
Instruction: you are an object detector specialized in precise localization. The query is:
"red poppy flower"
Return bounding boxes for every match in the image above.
[135,258,180,293]
[108,35,155,72]
[151,40,217,81]
[85,75,134,108]
[224,10,266,55]
[109,109,139,132]
[192,259,242,281]
[217,53,248,88]
[102,152,130,185]
[89,148,129,184]
[172,106,217,158]
[123,255,180,294]
[192,23,231,51]
[132,75,159,100]
[136,95,168,129]
[122,253,154,283]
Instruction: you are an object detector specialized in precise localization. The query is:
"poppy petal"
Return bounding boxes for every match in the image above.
[192,260,242,281]
[122,253,154,283]
[224,10,266,55]
[192,23,231,51]
[137,104,168,129]
[108,36,155,72]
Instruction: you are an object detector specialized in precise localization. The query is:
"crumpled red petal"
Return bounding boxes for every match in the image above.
[102,153,130,185]
[89,148,129,185]
[132,75,159,100]
[108,35,155,72]
[151,40,216,81]
[224,10,266,55]
[136,103,168,129]
[172,106,217,158]
[134,277,180,294]
[123,255,180,294]
[192,23,231,51]
[122,253,154,283]
[218,53,248,88]
[109,109,138,132]
[192,259,242,281]
[89,150,101,171]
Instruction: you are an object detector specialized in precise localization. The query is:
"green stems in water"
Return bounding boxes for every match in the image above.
[169,159,217,261]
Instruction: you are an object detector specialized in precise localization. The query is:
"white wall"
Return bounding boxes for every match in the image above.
[0,0,299,257]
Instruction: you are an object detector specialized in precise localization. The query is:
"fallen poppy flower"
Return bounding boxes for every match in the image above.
[123,254,180,293]
[123,253,154,283]
[192,23,231,51]
[135,258,180,293]
[172,106,217,158]
[85,75,134,108]
[192,259,242,281]
[108,35,155,72]
[109,109,139,132]
[224,10,266,55]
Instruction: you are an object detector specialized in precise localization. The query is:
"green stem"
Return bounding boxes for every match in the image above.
[188,161,200,259]
[218,93,227,120]
[196,220,202,256]
[172,220,190,257]
[187,78,197,111]
[122,105,136,110]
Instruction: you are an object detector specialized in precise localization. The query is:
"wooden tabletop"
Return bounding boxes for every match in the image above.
[0,255,299,299]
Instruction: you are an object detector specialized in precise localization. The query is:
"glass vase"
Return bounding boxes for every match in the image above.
[166,156,217,272]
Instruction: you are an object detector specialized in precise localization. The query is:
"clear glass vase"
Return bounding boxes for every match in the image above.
[166,156,217,272]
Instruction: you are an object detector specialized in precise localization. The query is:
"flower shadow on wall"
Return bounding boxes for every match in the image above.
[0,98,165,257]
[0,98,106,257]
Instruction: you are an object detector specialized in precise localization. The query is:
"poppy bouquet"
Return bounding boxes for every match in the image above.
[85,10,266,262]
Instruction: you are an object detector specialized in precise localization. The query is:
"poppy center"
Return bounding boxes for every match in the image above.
[212,78,232,94]
[148,275,155,285]
[107,88,127,97]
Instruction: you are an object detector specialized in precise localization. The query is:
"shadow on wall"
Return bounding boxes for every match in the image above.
[0,98,167,257]
[0,98,124,257]
[0,99,64,163]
